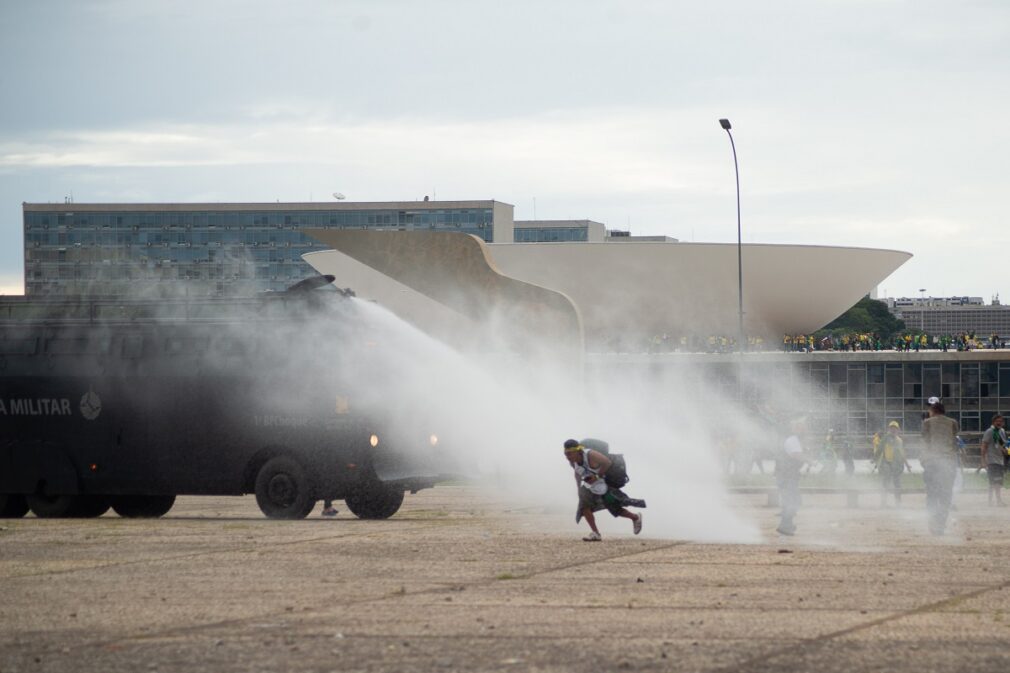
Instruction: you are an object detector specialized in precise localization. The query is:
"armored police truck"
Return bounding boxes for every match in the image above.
[0,277,450,520]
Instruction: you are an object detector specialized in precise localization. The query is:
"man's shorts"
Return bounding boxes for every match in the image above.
[987,463,1005,485]
[578,487,623,517]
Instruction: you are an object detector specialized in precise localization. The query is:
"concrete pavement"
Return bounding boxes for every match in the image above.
[2,486,1010,672]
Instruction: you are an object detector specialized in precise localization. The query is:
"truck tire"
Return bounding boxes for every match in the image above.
[111,495,176,518]
[255,456,315,519]
[0,494,29,518]
[344,482,405,520]
[27,494,82,518]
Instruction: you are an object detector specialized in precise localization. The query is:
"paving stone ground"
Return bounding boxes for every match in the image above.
[2,485,1010,673]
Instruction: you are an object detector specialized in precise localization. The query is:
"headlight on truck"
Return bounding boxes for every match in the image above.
[429,434,439,447]
[369,434,379,448]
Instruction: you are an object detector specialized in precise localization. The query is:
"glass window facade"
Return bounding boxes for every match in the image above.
[591,356,1010,450]
[24,205,497,296]
[749,359,1010,440]
[514,226,589,242]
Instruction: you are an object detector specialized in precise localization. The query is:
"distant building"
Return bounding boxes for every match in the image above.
[21,199,913,342]
[23,201,514,296]
[308,236,911,345]
[886,296,985,309]
[513,219,607,242]
[513,220,678,243]
[886,296,1009,338]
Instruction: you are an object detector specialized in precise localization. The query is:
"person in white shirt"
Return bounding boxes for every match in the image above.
[776,419,813,536]
[563,439,643,541]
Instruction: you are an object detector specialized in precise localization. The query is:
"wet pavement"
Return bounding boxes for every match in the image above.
[2,485,1010,672]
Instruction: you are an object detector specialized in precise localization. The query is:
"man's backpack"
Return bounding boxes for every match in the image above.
[604,453,630,488]
[580,438,610,454]
[581,438,630,488]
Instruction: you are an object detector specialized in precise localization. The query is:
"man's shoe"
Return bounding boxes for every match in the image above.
[633,513,643,535]
[582,531,602,542]
[321,507,338,517]
[776,526,795,536]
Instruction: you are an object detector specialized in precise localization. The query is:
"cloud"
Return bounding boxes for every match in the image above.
[0,111,717,194]
[0,128,250,168]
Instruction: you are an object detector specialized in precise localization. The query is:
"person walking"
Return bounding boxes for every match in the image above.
[776,419,812,536]
[875,421,912,507]
[921,402,961,535]
[819,429,839,476]
[838,433,855,477]
[980,415,1008,506]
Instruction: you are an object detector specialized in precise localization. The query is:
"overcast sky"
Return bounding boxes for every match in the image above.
[1,0,1008,301]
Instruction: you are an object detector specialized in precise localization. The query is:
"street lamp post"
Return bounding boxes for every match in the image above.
[719,119,745,353]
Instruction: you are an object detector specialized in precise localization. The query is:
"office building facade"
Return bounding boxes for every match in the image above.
[23,201,514,296]
[889,304,1010,339]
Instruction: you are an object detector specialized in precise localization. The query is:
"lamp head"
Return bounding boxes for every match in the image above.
[719,119,732,130]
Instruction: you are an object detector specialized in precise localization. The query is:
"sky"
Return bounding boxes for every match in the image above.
[1,0,1008,301]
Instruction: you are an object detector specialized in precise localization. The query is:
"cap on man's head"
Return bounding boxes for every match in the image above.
[888,420,901,429]
[563,439,581,452]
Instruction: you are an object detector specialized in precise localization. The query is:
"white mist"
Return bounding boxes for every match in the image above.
[338,298,762,543]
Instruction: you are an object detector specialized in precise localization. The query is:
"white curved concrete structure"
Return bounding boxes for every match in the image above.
[487,242,912,341]
[304,238,911,346]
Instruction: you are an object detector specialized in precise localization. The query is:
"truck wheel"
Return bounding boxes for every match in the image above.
[27,494,82,518]
[111,495,176,518]
[344,482,405,520]
[0,494,29,518]
[70,496,111,518]
[255,456,315,519]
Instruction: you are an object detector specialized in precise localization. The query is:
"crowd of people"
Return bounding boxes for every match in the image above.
[783,331,1005,352]
[608,333,766,353]
[771,406,1008,537]
[596,331,1005,354]
[714,399,1009,539]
